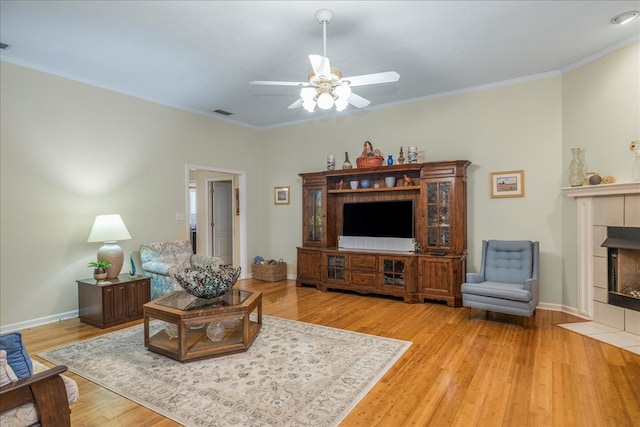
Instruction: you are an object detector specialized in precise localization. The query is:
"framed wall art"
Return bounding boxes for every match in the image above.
[274,186,290,205]
[490,170,525,198]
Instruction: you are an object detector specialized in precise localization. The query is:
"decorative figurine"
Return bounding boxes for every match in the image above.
[403,175,413,186]
[337,179,344,190]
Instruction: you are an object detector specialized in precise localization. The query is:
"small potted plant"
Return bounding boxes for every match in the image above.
[88,260,112,280]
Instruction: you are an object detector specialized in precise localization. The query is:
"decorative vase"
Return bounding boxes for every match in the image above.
[384,176,396,187]
[407,146,418,163]
[327,154,335,171]
[129,254,136,276]
[397,147,405,164]
[568,148,586,187]
[206,321,225,342]
[94,268,107,281]
[387,155,393,165]
[342,152,353,169]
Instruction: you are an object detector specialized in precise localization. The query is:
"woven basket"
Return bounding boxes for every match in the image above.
[253,261,287,282]
[356,141,384,168]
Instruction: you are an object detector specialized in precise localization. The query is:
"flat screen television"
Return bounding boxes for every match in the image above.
[342,200,414,239]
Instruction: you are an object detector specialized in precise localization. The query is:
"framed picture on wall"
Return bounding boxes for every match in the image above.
[490,170,525,198]
[274,186,290,205]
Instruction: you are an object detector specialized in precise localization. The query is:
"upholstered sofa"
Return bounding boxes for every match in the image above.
[1,333,79,427]
[140,240,223,299]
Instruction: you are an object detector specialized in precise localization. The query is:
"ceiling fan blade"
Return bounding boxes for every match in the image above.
[288,98,303,109]
[348,93,371,108]
[309,54,331,79]
[342,71,400,87]
[250,80,309,87]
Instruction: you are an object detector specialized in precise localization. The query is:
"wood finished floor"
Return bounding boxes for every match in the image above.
[19,279,640,426]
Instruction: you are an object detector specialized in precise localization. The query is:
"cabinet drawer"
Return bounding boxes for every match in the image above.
[350,272,377,287]
[350,254,377,270]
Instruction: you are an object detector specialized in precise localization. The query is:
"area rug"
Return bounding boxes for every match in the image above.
[38,316,411,426]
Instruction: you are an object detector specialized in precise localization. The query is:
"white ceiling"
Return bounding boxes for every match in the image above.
[1,1,639,129]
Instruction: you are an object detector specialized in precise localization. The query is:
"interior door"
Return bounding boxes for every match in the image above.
[211,180,233,265]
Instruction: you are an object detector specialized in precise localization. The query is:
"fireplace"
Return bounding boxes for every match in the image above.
[602,226,640,312]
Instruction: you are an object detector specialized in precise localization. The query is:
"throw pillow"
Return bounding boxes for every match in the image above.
[0,332,33,379]
[0,349,19,386]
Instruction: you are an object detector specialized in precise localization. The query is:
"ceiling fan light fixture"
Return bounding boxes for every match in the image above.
[303,101,315,112]
[317,92,334,109]
[300,87,316,101]
[611,11,639,25]
[334,83,351,99]
[335,97,349,112]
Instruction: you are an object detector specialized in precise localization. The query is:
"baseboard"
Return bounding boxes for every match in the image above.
[0,296,590,334]
[0,310,79,334]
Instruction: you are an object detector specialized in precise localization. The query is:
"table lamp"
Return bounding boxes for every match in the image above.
[87,214,132,279]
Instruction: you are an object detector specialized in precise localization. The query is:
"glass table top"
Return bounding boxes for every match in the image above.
[155,289,252,311]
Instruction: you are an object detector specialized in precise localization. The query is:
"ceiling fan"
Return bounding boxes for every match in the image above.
[249,9,400,112]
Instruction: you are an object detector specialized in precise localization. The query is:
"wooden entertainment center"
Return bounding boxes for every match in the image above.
[296,160,470,306]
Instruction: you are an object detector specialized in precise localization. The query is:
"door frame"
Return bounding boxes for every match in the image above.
[209,178,233,264]
[185,164,247,279]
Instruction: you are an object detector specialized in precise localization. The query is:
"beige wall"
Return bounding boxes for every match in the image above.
[561,42,640,309]
[261,75,564,305]
[1,41,637,327]
[0,62,261,326]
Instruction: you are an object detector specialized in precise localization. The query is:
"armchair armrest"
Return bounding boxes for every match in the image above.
[191,255,223,269]
[465,273,485,283]
[0,365,71,427]
[141,261,177,277]
[525,277,539,305]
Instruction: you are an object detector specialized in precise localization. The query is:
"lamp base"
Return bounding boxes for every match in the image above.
[97,242,124,279]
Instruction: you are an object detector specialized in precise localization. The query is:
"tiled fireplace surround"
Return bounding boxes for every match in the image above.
[565,182,640,336]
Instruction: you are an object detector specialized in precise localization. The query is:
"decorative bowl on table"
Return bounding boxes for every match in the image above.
[175,265,241,299]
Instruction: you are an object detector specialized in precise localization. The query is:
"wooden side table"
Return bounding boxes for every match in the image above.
[77,274,151,328]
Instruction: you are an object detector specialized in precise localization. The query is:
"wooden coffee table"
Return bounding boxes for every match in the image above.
[143,289,262,362]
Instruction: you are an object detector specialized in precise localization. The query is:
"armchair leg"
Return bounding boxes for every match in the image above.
[466,307,471,319]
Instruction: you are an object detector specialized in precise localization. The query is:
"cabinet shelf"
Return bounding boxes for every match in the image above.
[328,185,420,194]
[298,160,470,307]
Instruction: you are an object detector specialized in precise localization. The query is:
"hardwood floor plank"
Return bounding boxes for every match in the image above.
[14,279,640,426]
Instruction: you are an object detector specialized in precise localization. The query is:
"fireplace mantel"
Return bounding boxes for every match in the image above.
[562,182,640,198]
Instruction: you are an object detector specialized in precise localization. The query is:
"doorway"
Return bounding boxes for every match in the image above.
[186,165,247,278]
[210,179,233,265]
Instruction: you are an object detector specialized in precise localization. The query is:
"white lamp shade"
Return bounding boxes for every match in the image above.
[87,214,132,243]
[87,214,131,279]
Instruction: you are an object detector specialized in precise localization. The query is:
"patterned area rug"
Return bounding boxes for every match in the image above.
[39,316,411,426]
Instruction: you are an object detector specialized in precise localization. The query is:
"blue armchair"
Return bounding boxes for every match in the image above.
[140,240,223,299]
[461,240,539,324]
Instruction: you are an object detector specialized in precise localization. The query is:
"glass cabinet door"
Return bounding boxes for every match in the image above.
[425,181,451,249]
[304,188,324,244]
[326,254,346,282]
[381,258,406,288]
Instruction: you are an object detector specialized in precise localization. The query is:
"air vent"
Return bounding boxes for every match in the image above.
[214,109,233,116]
[0,43,9,50]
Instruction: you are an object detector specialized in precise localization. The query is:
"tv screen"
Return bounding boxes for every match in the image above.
[342,200,414,238]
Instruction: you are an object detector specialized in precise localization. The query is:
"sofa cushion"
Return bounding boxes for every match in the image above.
[461,281,532,302]
[484,240,533,284]
[0,359,79,427]
[0,333,33,379]
[0,350,19,386]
